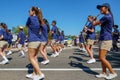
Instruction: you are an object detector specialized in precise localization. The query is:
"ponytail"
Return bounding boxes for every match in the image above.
[37,8,44,25]
[43,19,50,33]
[31,6,44,25]
[109,9,114,27]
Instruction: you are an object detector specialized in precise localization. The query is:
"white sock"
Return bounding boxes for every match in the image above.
[79,48,82,50]
[55,51,58,54]
[60,49,62,51]
[21,51,24,55]
[3,56,8,61]
[9,50,12,53]
[83,48,86,51]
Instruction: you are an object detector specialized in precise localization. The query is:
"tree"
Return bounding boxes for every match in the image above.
[12,26,28,35]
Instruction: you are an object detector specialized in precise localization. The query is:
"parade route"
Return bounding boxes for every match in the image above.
[0,46,119,80]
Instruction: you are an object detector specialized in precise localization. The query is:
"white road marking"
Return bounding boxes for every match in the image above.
[0,68,120,71]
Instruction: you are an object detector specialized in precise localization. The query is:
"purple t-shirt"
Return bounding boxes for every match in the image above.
[51,26,58,39]
[26,16,41,42]
[99,13,113,41]
[86,22,95,40]
[113,29,119,40]
[18,31,26,44]
[0,28,8,41]
[41,24,48,42]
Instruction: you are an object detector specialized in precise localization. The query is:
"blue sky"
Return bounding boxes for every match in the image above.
[0,0,120,35]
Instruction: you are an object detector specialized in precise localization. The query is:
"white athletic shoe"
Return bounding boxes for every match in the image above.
[82,48,87,52]
[33,73,45,80]
[106,73,117,79]
[87,58,96,64]
[7,51,12,55]
[26,73,35,79]
[96,73,107,78]
[51,52,59,57]
[51,54,57,57]
[79,48,82,51]
[0,60,9,65]
[41,60,50,65]
[55,52,59,57]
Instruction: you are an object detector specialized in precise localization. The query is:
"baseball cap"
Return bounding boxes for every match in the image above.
[97,3,111,10]
[19,26,23,29]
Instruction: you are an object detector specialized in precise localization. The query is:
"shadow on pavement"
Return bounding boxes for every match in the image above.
[68,60,98,75]
[106,51,120,68]
[68,48,99,76]
[38,57,44,62]
[8,57,13,61]
[25,57,44,74]
[26,63,33,74]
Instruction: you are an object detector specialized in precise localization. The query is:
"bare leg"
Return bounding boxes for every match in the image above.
[99,49,115,74]
[28,48,42,75]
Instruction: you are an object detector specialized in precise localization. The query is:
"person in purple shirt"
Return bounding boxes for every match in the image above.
[39,19,50,65]
[51,21,58,40]
[16,27,26,58]
[26,6,44,80]
[112,25,119,51]
[59,30,65,50]
[50,21,60,57]
[6,29,13,55]
[0,23,9,64]
[84,15,96,64]
[93,3,117,79]
[79,32,86,52]
[55,30,63,53]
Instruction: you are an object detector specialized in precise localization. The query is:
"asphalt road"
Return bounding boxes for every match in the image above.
[0,46,120,80]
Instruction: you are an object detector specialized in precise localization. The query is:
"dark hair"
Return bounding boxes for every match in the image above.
[61,30,64,34]
[114,25,118,28]
[57,30,60,36]
[8,29,11,32]
[43,19,50,33]
[108,8,114,27]
[0,23,7,29]
[31,6,44,25]
[0,23,8,34]
[52,20,56,25]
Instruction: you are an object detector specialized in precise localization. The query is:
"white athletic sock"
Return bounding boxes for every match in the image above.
[9,50,12,53]
[79,48,82,50]
[21,51,25,55]
[3,56,8,61]
[83,48,86,51]
[55,51,58,54]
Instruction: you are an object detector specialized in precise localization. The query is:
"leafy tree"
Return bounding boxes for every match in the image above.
[12,26,28,35]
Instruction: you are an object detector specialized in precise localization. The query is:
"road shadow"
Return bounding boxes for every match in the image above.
[93,47,120,68]
[26,63,33,74]
[68,60,98,75]
[26,57,43,74]
[72,47,120,74]
[38,57,44,62]
[7,57,13,61]
[68,48,99,76]
[106,51,120,68]
[47,52,53,56]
